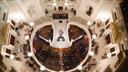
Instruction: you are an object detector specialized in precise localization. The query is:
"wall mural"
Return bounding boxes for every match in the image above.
[0,23,9,44]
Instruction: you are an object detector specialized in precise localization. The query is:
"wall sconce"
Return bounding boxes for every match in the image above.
[65,2,69,6]
[53,2,57,6]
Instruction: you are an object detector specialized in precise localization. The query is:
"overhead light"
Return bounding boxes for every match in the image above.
[125,38,127,40]
[40,66,45,71]
[59,70,64,72]
[15,19,20,23]
[28,52,32,57]
[30,22,34,26]
[65,0,68,3]
[96,12,110,22]
[89,51,94,56]
[9,12,26,22]
[25,35,29,40]
[65,2,68,6]
[87,21,91,25]
[10,55,15,59]
[92,34,97,39]
[101,18,106,22]
[77,65,83,70]
[53,2,57,6]
[107,53,111,58]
